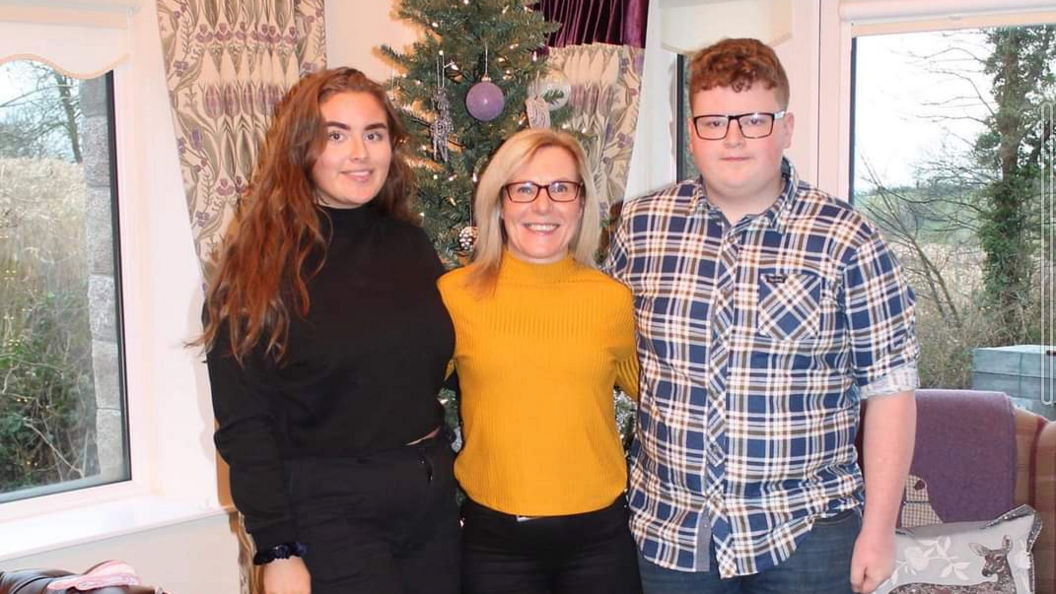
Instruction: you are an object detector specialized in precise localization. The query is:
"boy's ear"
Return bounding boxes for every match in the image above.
[686,117,697,155]
[781,111,795,149]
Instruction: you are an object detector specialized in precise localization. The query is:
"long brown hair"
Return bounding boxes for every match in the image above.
[200,67,417,363]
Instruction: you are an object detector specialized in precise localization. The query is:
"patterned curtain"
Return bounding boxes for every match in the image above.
[537,0,647,211]
[547,43,644,211]
[156,0,327,271]
[155,3,326,593]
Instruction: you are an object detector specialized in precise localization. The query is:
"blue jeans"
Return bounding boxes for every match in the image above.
[638,510,862,594]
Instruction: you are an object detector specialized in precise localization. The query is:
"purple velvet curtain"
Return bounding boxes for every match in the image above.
[538,0,649,48]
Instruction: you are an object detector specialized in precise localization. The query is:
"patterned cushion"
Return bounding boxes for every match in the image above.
[874,505,1042,594]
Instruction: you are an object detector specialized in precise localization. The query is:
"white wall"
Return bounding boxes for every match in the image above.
[325,0,420,81]
[624,0,678,197]
[774,1,821,187]
[0,515,242,594]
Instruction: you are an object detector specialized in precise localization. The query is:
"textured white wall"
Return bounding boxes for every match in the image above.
[0,515,241,593]
[325,1,420,81]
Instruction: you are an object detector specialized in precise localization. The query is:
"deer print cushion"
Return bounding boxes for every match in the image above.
[875,505,1042,594]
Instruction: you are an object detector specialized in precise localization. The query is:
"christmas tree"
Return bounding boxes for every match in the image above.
[381,0,572,266]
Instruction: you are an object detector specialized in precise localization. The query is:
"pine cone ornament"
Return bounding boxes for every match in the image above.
[457,225,478,253]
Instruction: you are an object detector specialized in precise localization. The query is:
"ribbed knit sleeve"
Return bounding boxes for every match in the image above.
[439,252,639,516]
[615,348,640,401]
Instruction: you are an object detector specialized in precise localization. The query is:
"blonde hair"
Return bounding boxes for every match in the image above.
[466,128,600,293]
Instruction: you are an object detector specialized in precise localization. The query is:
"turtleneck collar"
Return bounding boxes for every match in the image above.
[499,249,579,284]
[316,203,380,233]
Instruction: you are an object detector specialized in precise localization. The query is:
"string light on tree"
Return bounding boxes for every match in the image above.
[380,0,572,265]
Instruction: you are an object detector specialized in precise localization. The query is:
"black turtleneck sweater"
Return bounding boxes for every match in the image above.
[205,205,454,549]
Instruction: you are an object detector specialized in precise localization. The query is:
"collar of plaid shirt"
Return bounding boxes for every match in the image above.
[611,158,918,578]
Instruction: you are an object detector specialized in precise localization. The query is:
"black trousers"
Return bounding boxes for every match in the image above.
[461,495,643,594]
[284,434,460,594]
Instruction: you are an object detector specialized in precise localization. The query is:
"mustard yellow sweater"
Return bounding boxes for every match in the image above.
[438,252,639,516]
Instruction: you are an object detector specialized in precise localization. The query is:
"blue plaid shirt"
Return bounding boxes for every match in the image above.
[606,160,919,577]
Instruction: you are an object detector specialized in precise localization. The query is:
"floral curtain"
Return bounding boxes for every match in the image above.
[156,0,327,271]
[155,2,326,592]
[547,43,644,211]
[537,0,648,210]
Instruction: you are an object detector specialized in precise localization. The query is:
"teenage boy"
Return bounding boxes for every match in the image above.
[606,38,918,594]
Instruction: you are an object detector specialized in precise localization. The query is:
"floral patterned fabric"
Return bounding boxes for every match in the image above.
[155,4,325,593]
[874,505,1041,594]
[156,0,327,270]
[546,43,643,213]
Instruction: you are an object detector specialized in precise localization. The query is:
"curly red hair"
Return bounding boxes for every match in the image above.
[200,67,417,363]
[688,38,790,108]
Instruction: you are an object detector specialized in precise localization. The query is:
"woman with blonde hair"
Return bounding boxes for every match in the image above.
[201,67,458,594]
[439,128,642,594]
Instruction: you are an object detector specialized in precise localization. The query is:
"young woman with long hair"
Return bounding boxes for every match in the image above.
[201,67,458,594]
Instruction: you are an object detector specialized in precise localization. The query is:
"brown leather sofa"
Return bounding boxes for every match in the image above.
[0,569,164,594]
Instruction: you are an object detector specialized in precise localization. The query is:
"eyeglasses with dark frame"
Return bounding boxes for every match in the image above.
[691,111,787,140]
[503,180,584,203]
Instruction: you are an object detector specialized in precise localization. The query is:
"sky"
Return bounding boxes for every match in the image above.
[853,29,994,192]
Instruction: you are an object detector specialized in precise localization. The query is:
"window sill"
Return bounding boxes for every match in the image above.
[0,495,231,563]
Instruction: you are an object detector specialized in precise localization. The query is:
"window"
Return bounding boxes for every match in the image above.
[676,54,699,182]
[0,60,128,503]
[0,1,228,567]
[849,22,1055,414]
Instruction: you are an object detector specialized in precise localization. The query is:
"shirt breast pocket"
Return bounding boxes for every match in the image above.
[756,271,826,342]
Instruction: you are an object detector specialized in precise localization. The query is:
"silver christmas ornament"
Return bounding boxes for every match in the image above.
[431,57,454,162]
[527,67,572,111]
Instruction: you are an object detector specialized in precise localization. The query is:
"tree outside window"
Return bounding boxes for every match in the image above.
[852,24,1055,402]
[0,60,128,501]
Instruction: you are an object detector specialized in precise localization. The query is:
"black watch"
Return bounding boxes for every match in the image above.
[253,541,308,565]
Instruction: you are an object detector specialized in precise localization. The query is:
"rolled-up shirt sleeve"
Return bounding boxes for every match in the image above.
[841,230,921,398]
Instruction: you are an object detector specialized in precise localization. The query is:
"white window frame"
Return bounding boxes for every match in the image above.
[816,0,1056,199]
[0,0,226,561]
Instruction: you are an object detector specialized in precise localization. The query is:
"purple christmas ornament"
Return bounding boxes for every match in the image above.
[466,77,505,121]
